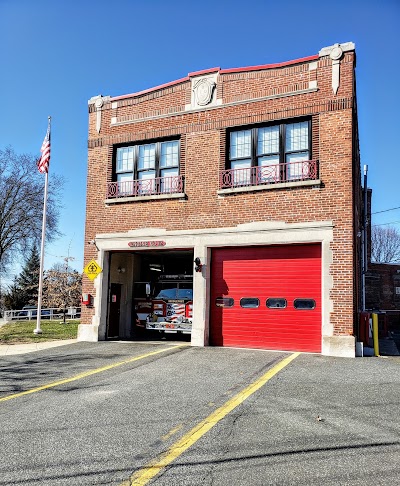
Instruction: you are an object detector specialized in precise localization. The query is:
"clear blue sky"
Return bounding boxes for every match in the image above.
[1,0,399,278]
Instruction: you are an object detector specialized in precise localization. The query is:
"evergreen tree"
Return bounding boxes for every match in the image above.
[3,277,25,310]
[16,245,40,305]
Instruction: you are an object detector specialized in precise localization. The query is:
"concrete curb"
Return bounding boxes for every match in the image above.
[0,339,78,356]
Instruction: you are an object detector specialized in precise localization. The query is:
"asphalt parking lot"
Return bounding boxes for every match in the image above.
[1,341,399,485]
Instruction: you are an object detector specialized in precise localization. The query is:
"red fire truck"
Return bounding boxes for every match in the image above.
[134,274,193,335]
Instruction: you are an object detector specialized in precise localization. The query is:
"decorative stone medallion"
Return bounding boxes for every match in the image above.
[330,44,343,61]
[319,42,355,96]
[193,78,216,106]
[330,44,344,95]
[88,95,110,134]
[94,97,104,109]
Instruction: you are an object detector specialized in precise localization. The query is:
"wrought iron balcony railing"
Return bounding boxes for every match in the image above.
[107,175,184,199]
[220,159,318,190]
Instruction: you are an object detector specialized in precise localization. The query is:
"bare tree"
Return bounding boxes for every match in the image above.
[42,262,82,310]
[0,146,63,274]
[371,226,400,263]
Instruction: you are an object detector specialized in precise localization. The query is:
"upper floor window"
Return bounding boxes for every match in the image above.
[222,120,316,189]
[117,139,179,190]
[107,139,183,199]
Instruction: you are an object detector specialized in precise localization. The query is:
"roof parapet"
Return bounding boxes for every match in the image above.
[88,95,110,134]
[103,42,355,103]
[319,42,355,95]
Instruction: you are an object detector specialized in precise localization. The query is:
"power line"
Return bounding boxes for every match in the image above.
[372,206,400,215]
[371,221,400,227]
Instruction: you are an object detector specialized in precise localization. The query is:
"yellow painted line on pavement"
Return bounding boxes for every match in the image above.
[0,345,186,403]
[161,424,183,442]
[122,352,300,486]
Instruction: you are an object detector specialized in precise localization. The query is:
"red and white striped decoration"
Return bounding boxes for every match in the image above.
[37,124,51,174]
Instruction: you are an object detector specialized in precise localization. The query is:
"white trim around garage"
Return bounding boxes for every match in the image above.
[77,220,355,357]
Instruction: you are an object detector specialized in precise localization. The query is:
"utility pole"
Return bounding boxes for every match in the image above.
[362,164,368,312]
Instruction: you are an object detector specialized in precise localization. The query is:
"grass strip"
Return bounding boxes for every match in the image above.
[0,320,79,344]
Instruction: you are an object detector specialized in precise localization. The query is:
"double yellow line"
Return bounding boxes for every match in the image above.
[123,352,300,485]
[1,346,299,486]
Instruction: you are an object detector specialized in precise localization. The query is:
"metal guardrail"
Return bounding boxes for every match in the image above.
[3,307,81,322]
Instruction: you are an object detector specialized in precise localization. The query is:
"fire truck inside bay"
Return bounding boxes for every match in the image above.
[133,253,193,336]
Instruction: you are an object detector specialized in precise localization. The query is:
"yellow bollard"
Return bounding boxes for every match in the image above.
[372,313,380,357]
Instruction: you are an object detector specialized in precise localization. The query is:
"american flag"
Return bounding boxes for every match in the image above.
[37,124,51,174]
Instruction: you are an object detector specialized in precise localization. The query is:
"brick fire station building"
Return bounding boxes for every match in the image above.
[80,41,362,357]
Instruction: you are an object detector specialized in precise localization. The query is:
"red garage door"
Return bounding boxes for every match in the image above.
[210,244,321,353]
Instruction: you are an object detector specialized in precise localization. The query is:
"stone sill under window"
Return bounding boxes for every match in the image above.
[217,179,322,196]
[104,192,186,205]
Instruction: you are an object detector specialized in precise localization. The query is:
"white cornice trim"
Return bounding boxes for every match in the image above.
[94,220,334,241]
[319,42,355,57]
[88,94,111,105]
[110,87,318,127]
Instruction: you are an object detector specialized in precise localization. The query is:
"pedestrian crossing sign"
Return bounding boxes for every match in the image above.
[83,260,102,280]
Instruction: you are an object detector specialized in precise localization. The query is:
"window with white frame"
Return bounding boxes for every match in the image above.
[228,120,310,185]
[115,139,180,195]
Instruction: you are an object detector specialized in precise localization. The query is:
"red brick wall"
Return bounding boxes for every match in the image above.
[82,51,360,336]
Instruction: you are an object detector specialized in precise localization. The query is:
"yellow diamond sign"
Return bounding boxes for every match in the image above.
[83,260,102,281]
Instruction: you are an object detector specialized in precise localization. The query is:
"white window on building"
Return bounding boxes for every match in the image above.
[115,139,180,195]
[228,120,311,186]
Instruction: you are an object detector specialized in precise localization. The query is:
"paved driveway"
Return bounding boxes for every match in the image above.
[0,341,399,485]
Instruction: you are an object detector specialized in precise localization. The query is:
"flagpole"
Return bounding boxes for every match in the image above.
[34,116,51,335]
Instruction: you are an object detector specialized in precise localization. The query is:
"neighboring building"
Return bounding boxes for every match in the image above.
[80,42,362,357]
[366,262,400,312]
[365,189,400,332]
[365,262,400,336]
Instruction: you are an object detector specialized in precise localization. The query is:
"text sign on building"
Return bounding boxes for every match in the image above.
[83,259,103,281]
[128,240,166,248]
